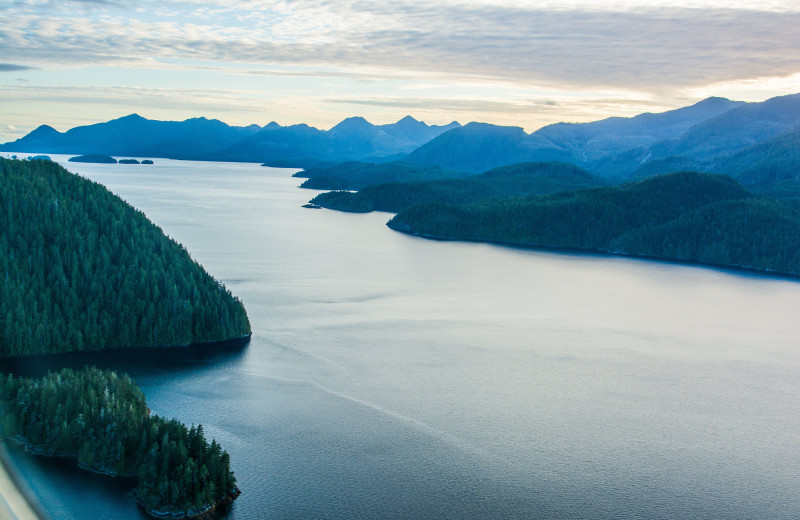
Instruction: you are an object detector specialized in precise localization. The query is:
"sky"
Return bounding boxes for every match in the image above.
[2,0,800,142]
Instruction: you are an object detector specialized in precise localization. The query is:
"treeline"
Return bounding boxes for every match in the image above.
[387,171,800,275]
[0,367,238,517]
[0,158,251,356]
[294,161,470,190]
[297,160,469,191]
[310,162,604,213]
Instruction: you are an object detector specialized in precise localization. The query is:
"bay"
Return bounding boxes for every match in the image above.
[3,155,800,519]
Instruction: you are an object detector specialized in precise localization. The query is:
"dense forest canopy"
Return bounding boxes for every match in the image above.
[0,367,238,516]
[296,160,470,191]
[387,171,800,275]
[310,162,604,213]
[0,157,250,356]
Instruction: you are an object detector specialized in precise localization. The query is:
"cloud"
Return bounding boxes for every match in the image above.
[326,96,566,114]
[2,2,799,92]
[1,84,278,114]
[0,63,39,72]
[0,0,800,110]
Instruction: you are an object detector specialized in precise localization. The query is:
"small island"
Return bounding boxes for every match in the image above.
[141,159,154,164]
[119,158,141,164]
[68,154,118,163]
[1,367,240,519]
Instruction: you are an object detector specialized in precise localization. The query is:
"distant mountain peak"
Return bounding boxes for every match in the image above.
[29,124,59,137]
[701,95,731,103]
[462,121,526,133]
[116,113,146,121]
[331,116,373,131]
[396,115,420,124]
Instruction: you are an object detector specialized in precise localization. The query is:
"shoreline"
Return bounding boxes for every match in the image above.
[392,228,800,282]
[0,334,251,378]
[0,443,46,520]
[0,334,250,519]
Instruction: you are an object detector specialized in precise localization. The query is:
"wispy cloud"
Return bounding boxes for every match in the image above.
[0,63,39,72]
[1,84,282,115]
[2,1,799,135]
[4,2,800,91]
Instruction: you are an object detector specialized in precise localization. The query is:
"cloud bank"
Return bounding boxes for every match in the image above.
[2,0,800,140]
[3,1,800,91]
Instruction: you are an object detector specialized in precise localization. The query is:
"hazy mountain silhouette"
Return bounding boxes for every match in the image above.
[2,114,459,166]
[1,114,262,158]
[405,97,744,174]
[405,123,574,173]
[204,116,460,165]
[4,94,799,183]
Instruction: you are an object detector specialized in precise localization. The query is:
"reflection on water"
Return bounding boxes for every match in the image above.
[2,337,250,380]
[3,155,800,519]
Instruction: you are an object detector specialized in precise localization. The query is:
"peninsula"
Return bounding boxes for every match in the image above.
[0,157,248,517]
[387,171,800,277]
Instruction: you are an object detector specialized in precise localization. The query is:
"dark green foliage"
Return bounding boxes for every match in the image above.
[311,162,604,213]
[298,160,469,191]
[310,191,374,213]
[612,199,800,272]
[629,156,703,180]
[0,158,251,356]
[300,177,353,190]
[0,367,237,515]
[713,124,800,187]
[387,171,800,275]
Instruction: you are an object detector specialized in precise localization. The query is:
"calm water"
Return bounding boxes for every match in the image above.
[3,155,800,519]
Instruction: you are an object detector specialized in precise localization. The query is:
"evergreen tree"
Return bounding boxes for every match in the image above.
[0,367,239,516]
[0,158,251,356]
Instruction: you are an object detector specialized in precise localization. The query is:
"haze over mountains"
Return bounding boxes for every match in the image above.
[3,93,800,192]
[403,95,800,179]
[1,114,460,167]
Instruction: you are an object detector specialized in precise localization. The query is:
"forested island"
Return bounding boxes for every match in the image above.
[0,157,251,357]
[387,171,800,276]
[0,367,239,518]
[69,154,117,163]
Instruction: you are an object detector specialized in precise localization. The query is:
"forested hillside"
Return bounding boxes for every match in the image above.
[0,158,251,356]
[388,172,800,275]
[310,162,604,213]
[0,367,239,517]
[296,160,469,191]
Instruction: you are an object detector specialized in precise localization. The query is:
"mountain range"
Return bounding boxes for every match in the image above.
[1,114,460,166]
[299,93,800,193]
[3,93,799,190]
[404,95,800,177]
